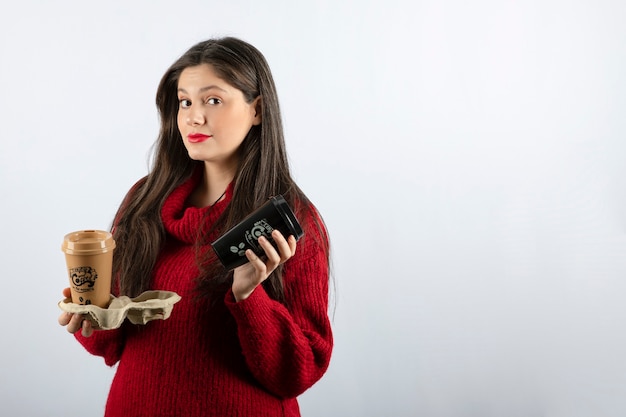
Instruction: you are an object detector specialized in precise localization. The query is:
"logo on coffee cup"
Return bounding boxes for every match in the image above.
[226,219,274,258]
[246,219,274,249]
[230,242,246,257]
[70,266,98,292]
[227,219,275,258]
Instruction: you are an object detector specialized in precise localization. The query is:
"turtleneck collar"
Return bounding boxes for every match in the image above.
[161,170,233,245]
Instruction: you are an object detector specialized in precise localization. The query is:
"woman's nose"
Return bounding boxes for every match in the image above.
[187,108,206,126]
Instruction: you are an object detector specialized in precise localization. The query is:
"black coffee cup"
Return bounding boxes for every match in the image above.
[211,195,304,270]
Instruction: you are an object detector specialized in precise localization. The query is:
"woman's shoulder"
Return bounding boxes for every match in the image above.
[126,176,149,197]
[291,195,329,259]
[112,176,149,229]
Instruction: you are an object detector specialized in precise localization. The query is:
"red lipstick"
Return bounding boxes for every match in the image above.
[188,133,212,143]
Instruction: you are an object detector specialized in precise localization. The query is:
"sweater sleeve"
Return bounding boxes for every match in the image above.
[74,325,126,366]
[224,216,333,398]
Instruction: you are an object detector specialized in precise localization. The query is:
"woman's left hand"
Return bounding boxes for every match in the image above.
[232,230,297,301]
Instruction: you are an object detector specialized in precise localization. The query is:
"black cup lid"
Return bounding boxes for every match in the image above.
[271,195,304,240]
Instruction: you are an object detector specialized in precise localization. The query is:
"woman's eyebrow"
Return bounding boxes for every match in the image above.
[177,85,228,94]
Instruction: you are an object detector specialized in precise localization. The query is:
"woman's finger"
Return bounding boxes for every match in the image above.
[245,249,268,275]
[271,230,296,262]
[258,236,281,270]
[287,235,297,256]
[58,312,72,326]
[81,319,93,337]
[66,313,85,334]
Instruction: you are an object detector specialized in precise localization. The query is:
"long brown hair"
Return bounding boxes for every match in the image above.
[111,37,329,303]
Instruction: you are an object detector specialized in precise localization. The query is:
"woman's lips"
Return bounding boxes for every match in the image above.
[187,133,212,143]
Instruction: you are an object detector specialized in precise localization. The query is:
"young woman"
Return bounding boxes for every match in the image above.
[58,37,333,417]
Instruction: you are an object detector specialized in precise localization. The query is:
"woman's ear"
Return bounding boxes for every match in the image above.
[252,96,262,126]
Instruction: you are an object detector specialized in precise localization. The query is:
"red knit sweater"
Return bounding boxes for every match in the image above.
[75,174,333,417]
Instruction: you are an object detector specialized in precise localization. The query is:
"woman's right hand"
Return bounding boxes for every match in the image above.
[58,287,94,337]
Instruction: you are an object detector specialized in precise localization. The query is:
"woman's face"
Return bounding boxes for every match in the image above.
[176,64,261,170]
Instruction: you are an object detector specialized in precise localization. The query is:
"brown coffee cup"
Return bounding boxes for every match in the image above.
[61,230,116,308]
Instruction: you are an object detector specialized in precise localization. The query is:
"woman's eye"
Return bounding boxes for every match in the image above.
[207,98,222,105]
[179,99,192,109]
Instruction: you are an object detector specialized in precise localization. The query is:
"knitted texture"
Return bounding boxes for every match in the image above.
[75,174,333,417]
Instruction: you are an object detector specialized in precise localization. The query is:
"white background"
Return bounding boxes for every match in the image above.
[1,1,625,416]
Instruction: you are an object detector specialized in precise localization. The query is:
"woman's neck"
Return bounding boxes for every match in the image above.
[188,162,235,208]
